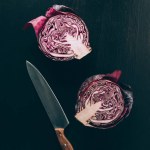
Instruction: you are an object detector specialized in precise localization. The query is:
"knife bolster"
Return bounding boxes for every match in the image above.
[55,128,73,150]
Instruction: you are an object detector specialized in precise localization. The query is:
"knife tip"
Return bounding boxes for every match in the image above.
[26,60,33,71]
[26,61,40,77]
[26,60,33,67]
[26,60,30,65]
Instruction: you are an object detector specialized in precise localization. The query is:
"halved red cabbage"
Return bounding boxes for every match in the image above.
[75,70,133,129]
[25,5,91,61]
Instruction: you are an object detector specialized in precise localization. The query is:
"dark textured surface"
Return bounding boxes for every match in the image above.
[0,0,150,150]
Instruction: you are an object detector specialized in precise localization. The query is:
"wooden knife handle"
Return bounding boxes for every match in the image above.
[55,128,74,150]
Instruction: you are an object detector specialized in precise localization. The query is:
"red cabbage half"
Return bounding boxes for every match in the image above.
[25,5,91,61]
[75,70,133,129]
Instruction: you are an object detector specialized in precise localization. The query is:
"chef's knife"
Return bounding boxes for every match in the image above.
[26,61,73,150]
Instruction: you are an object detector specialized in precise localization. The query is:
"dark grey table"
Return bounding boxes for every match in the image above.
[1,0,150,150]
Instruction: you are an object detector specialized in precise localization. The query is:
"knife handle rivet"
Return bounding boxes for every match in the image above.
[64,144,67,147]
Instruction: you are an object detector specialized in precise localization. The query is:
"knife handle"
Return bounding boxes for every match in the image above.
[55,128,74,150]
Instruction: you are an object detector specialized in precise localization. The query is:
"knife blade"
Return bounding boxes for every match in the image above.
[26,61,73,150]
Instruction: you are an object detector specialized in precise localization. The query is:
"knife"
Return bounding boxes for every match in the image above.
[26,61,73,150]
